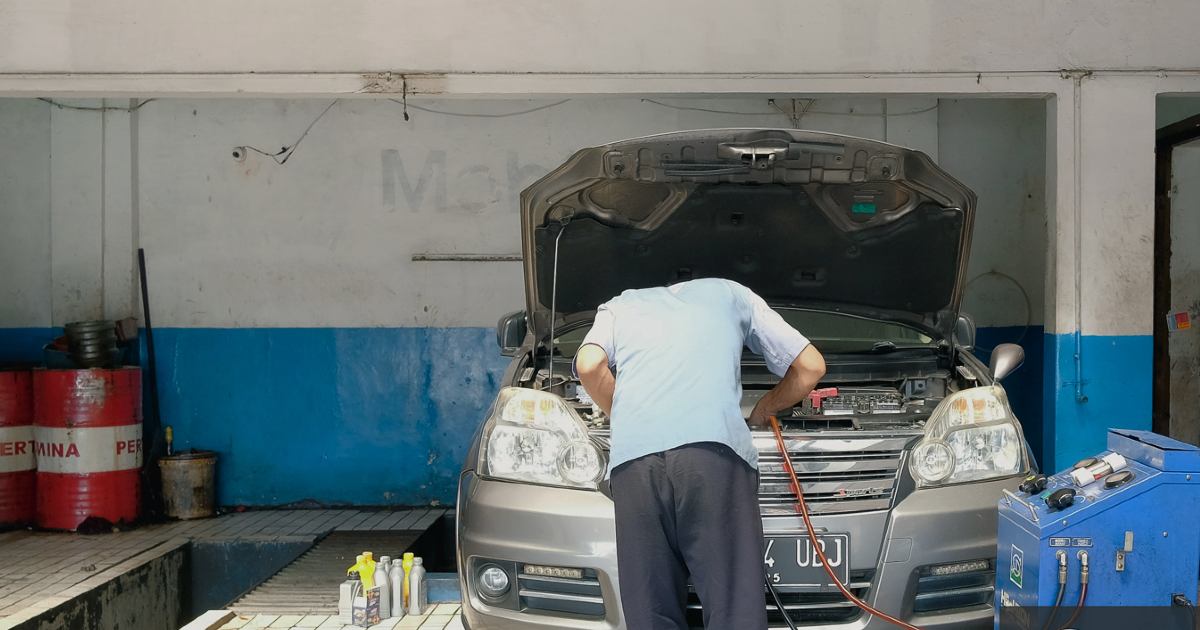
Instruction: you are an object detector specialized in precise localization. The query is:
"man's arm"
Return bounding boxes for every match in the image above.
[748,344,826,428]
[575,344,615,417]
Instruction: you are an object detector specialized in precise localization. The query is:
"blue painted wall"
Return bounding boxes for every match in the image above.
[7,325,1119,506]
[1,326,509,507]
[0,328,62,365]
[1042,333,1153,472]
[151,327,509,506]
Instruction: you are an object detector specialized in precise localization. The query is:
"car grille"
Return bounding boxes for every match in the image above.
[755,435,911,516]
[685,570,873,627]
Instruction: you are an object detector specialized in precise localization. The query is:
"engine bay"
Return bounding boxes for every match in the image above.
[524,359,973,433]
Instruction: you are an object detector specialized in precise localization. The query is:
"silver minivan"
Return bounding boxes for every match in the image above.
[457,129,1031,629]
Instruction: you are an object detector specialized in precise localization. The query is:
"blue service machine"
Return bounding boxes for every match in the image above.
[995,429,1200,629]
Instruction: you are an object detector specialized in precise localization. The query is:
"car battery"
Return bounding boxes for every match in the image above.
[995,429,1200,630]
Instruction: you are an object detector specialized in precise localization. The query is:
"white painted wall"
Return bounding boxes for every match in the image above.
[1078,78,1158,336]
[0,99,140,327]
[2,0,1199,81]
[0,96,1048,329]
[1170,140,1200,443]
[942,99,1047,329]
[0,99,51,327]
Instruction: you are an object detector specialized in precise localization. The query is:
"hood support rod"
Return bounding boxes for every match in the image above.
[545,218,570,389]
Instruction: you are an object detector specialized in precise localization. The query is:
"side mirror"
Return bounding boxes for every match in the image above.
[989,343,1025,381]
[953,314,976,351]
[496,311,527,356]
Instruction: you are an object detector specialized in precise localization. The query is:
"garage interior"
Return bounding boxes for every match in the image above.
[1,3,1199,630]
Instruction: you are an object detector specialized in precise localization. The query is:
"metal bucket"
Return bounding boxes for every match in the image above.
[159,451,217,520]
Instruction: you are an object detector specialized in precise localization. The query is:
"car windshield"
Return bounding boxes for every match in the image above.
[551,308,935,357]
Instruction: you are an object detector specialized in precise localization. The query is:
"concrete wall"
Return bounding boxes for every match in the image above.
[0,99,51,328]
[0,95,1047,504]
[9,540,187,630]
[2,1,1199,81]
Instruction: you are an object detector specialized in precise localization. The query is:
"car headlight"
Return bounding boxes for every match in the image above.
[909,386,1026,487]
[478,387,606,489]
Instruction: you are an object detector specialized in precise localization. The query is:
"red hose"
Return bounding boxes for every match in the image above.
[769,415,922,630]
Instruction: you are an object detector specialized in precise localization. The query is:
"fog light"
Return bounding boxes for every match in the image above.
[478,565,510,598]
[523,564,584,579]
[922,559,992,577]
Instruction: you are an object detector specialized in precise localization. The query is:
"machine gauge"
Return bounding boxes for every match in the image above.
[1104,470,1135,489]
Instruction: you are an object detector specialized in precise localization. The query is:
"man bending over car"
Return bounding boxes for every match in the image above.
[574,277,826,630]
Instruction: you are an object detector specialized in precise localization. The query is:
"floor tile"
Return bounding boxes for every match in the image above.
[419,615,455,630]
[270,614,305,627]
[0,510,443,624]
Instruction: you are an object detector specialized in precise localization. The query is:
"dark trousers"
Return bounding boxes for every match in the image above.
[611,442,767,630]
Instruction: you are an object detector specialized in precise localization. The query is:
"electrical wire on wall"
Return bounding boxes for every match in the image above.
[224,95,938,166]
[770,98,815,128]
[38,98,157,112]
[639,97,939,125]
[963,270,1034,353]
[220,94,937,169]
[236,99,339,165]
[387,98,572,119]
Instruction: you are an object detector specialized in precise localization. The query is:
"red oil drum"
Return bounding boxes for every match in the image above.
[33,368,142,531]
[0,371,35,527]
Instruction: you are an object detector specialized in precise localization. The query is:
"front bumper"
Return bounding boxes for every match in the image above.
[457,470,1011,629]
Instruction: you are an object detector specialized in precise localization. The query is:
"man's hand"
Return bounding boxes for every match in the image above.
[747,398,775,429]
[747,345,826,429]
[575,344,615,418]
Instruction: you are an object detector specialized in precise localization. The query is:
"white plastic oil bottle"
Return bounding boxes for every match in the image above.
[408,556,428,616]
[338,570,361,623]
[375,555,392,618]
[389,557,406,619]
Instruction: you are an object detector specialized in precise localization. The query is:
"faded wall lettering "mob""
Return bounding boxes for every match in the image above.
[381,150,546,212]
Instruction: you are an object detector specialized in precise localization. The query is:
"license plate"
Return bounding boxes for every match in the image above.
[763,534,851,588]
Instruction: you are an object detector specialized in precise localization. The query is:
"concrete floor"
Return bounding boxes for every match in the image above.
[219,605,463,629]
[0,508,448,629]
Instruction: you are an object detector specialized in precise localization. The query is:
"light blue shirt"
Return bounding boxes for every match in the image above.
[575,278,810,471]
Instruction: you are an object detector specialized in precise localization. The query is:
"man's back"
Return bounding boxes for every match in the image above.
[584,278,808,471]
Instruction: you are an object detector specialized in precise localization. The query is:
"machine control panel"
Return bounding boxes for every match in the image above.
[996,429,1200,628]
[1004,456,1156,523]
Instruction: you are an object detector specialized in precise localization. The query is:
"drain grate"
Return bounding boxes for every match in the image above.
[232,531,419,614]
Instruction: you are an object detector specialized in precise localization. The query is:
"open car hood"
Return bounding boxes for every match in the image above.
[521,129,976,340]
